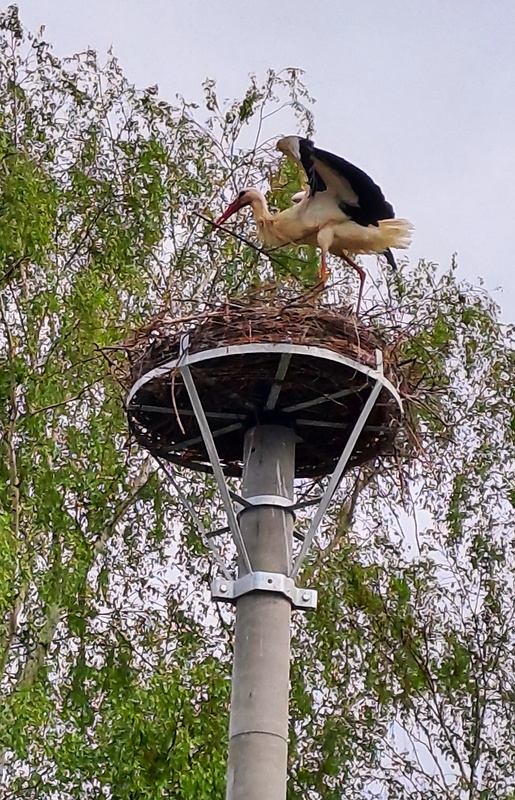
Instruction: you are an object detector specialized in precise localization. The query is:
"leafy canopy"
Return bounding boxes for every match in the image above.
[0,6,514,800]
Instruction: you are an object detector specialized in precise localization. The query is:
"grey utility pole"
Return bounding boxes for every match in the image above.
[128,336,402,800]
[226,424,295,800]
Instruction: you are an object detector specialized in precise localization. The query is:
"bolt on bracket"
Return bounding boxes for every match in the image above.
[212,571,318,611]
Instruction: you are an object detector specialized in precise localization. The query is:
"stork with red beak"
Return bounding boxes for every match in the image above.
[216,136,412,313]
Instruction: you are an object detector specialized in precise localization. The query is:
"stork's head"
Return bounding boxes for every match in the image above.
[276,135,303,161]
[216,188,265,225]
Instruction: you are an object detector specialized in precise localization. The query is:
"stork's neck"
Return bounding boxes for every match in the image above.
[248,192,274,224]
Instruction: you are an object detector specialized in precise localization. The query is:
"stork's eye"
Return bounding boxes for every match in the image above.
[238,191,246,199]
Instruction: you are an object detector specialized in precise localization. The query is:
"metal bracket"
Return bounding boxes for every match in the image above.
[234,494,296,519]
[212,571,318,611]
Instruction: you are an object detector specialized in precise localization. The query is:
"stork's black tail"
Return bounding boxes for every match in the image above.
[382,248,397,270]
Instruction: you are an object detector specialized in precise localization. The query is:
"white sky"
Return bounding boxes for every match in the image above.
[17,0,515,318]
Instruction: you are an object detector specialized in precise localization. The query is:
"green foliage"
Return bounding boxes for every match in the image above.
[0,132,59,281]
[0,7,514,800]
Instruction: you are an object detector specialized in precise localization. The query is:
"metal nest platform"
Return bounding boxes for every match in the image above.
[126,301,404,478]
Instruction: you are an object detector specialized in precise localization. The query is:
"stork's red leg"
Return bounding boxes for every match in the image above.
[355,271,366,316]
[341,253,366,315]
[319,250,330,284]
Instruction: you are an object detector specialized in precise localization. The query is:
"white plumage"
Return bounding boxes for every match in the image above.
[216,136,413,312]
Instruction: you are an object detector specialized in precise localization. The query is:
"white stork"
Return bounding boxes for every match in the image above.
[216,136,412,312]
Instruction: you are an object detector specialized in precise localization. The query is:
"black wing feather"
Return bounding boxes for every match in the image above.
[298,138,327,195]
[382,248,397,270]
[295,138,395,227]
[313,145,395,226]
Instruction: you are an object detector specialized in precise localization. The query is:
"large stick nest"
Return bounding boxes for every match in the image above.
[124,294,415,478]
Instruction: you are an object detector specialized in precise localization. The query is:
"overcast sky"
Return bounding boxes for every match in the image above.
[16,0,515,318]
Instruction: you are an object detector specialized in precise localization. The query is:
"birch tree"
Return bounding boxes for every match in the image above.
[0,7,514,799]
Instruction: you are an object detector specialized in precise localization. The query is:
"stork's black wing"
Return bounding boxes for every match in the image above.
[297,138,395,227]
[296,138,327,195]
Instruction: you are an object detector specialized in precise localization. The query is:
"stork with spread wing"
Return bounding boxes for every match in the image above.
[216,136,412,313]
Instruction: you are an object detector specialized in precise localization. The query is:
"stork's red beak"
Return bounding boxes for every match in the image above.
[216,198,244,225]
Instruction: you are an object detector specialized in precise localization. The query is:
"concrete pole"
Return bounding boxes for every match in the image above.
[225,424,296,800]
